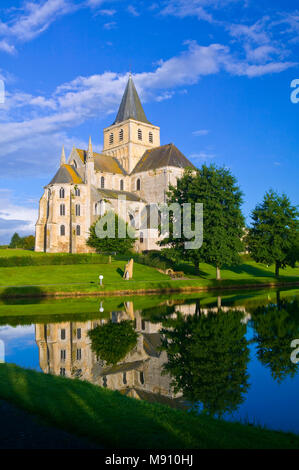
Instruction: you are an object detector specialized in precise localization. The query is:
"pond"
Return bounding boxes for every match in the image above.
[0,288,299,434]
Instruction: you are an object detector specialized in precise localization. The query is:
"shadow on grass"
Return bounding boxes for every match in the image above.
[116,267,124,278]
[0,286,44,304]
[228,263,274,278]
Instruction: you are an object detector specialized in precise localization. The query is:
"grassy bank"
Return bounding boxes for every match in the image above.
[0,364,298,449]
[0,249,298,298]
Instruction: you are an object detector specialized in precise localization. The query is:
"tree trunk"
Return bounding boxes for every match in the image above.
[216,266,221,280]
[275,262,280,278]
[217,296,222,310]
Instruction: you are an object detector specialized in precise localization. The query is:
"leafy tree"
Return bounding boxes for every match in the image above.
[251,298,299,382]
[23,235,35,250]
[160,165,245,279]
[88,320,138,365]
[9,233,23,248]
[87,210,136,254]
[246,190,299,277]
[161,309,250,416]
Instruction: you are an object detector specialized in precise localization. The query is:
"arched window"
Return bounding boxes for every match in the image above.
[75,188,80,196]
[60,204,65,216]
[149,132,153,143]
[76,225,80,236]
[101,176,105,189]
[120,179,124,191]
[136,179,141,191]
[123,372,127,385]
[60,225,65,236]
[109,133,114,145]
[59,187,65,198]
[138,128,142,140]
[139,371,144,385]
[119,129,124,142]
[75,204,80,216]
[129,214,135,227]
[140,232,144,243]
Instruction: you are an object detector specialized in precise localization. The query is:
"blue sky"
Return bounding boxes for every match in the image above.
[0,0,298,243]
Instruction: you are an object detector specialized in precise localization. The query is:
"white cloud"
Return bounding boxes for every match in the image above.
[190,151,216,160]
[127,5,140,16]
[192,129,210,136]
[103,21,117,29]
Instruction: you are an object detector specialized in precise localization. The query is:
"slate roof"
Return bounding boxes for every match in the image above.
[113,75,150,125]
[131,143,195,174]
[75,148,126,175]
[49,164,83,185]
[97,188,144,202]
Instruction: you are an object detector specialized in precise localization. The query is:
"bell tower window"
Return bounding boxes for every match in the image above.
[120,179,124,191]
[109,133,114,145]
[119,129,124,142]
[101,176,105,189]
[59,187,65,198]
[136,179,141,191]
[138,129,142,140]
[149,132,153,143]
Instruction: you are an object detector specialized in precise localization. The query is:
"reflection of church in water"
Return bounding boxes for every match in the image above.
[35,301,183,406]
[35,300,250,407]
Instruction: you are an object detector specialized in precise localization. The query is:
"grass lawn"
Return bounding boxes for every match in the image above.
[0,364,298,449]
[0,249,298,298]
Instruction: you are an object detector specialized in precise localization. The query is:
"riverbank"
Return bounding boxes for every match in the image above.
[0,257,298,298]
[0,364,298,449]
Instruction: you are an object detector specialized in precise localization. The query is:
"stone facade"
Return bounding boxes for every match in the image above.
[35,75,194,253]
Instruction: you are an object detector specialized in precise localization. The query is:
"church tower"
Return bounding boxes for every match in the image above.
[102,75,160,173]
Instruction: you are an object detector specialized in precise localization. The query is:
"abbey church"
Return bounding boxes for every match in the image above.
[35,75,194,253]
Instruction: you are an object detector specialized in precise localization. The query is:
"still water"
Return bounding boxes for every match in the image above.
[0,288,299,434]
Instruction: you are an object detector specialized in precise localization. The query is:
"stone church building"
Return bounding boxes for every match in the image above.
[35,75,194,253]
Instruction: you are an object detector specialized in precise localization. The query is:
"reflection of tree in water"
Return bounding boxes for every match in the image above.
[160,309,250,417]
[251,298,299,383]
[88,320,138,365]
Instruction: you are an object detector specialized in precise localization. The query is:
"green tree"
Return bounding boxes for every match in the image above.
[9,232,23,248]
[87,210,136,254]
[246,190,299,277]
[23,235,35,250]
[161,165,245,279]
[88,320,138,365]
[161,309,250,416]
[251,298,299,382]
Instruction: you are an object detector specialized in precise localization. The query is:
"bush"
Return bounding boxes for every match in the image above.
[0,253,109,267]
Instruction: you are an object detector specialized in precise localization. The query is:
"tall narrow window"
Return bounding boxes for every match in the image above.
[75,204,80,216]
[60,225,65,236]
[109,133,114,145]
[139,371,144,385]
[73,160,77,168]
[101,176,105,189]
[60,350,66,361]
[60,204,65,216]
[149,132,153,143]
[60,368,66,376]
[75,188,80,196]
[119,129,124,141]
[136,179,141,191]
[140,232,144,243]
[61,329,66,340]
[59,187,65,198]
[138,129,142,140]
[76,225,80,236]
[123,372,127,385]
[77,328,81,339]
[120,179,124,191]
[76,349,82,361]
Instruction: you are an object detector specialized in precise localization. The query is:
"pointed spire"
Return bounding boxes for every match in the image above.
[60,145,66,166]
[87,136,93,160]
[113,75,150,125]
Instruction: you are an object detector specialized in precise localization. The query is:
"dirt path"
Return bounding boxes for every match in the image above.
[0,400,101,449]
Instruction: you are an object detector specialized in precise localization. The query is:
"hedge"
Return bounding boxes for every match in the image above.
[0,253,109,267]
